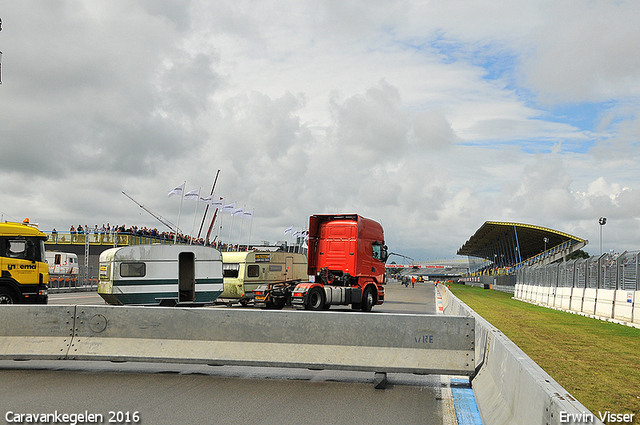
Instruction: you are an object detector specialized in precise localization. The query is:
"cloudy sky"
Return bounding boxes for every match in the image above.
[1,0,639,262]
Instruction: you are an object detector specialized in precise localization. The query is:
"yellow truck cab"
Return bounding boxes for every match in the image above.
[0,220,49,304]
[220,251,307,305]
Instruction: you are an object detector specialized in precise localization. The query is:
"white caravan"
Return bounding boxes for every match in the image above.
[97,244,223,306]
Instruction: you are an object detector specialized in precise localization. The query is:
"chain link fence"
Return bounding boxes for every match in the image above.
[516,251,639,291]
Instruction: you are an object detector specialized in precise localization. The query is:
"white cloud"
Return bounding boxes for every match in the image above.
[1,0,640,261]
[523,0,640,103]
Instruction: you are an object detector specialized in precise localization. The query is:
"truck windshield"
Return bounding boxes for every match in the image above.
[5,240,26,258]
[3,238,46,262]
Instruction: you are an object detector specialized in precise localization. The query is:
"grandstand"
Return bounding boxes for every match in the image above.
[457,221,588,273]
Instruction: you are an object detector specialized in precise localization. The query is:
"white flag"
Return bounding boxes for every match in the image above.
[222,202,236,212]
[284,225,293,235]
[232,208,244,216]
[209,199,224,208]
[184,189,200,200]
[167,183,185,197]
[243,210,254,219]
[200,195,213,203]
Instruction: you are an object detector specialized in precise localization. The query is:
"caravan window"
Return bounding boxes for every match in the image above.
[120,262,146,277]
[223,263,240,278]
[247,265,260,277]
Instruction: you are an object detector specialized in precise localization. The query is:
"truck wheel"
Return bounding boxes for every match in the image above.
[306,287,325,311]
[361,287,375,312]
[0,288,16,304]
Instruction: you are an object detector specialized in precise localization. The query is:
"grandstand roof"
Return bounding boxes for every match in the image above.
[457,221,586,267]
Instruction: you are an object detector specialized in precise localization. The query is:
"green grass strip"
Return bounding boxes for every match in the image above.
[447,283,640,418]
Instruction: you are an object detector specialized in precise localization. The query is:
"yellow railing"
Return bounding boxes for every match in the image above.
[45,231,173,247]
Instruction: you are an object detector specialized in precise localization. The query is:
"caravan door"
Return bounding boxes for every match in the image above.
[285,256,294,280]
[178,252,195,302]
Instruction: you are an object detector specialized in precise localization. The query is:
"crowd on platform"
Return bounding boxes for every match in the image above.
[50,223,213,246]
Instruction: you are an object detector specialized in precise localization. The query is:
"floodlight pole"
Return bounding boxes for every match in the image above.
[598,217,607,255]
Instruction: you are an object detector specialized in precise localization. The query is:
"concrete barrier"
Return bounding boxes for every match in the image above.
[0,305,475,377]
[553,287,561,307]
[542,286,552,305]
[536,286,547,304]
[612,290,634,322]
[518,284,526,299]
[583,288,598,315]
[548,286,557,307]
[557,287,572,309]
[0,305,74,360]
[634,291,640,325]
[437,285,603,425]
[516,283,524,299]
[569,288,584,312]
[526,284,534,300]
[516,284,640,328]
[594,289,614,318]
[529,285,537,301]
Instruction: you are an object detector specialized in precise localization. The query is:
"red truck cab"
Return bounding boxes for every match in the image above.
[292,214,388,311]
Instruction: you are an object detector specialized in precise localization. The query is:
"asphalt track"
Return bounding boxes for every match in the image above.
[1,282,463,425]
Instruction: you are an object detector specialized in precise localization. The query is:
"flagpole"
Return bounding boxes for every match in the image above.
[174,181,186,243]
[189,187,201,244]
[218,198,224,248]
[247,209,254,249]
[237,205,245,250]
[228,208,236,250]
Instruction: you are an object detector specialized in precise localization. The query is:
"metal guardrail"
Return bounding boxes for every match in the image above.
[48,273,81,289]
[0,305,475,384]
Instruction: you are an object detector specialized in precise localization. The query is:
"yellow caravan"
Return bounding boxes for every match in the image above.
[220,251,307,305]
